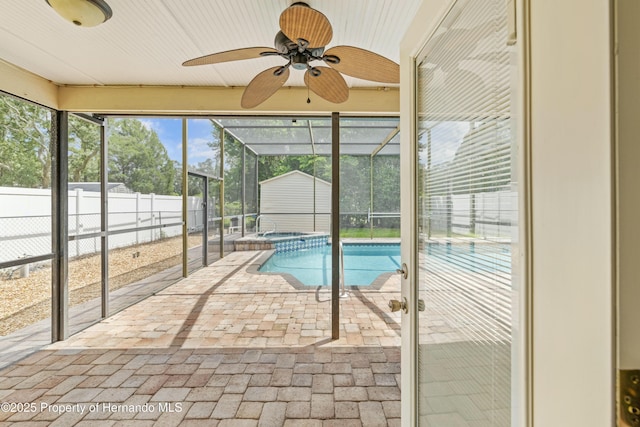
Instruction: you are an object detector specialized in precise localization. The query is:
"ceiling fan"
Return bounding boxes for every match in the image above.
[182,2,400,108]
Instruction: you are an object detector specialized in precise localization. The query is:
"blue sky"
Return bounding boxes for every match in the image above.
[137,118,217,165]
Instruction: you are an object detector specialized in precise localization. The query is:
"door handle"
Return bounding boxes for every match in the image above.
[388,298,424,313]
[388,297,408,313]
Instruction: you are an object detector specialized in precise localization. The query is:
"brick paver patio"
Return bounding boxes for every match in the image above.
[0,250,402,426]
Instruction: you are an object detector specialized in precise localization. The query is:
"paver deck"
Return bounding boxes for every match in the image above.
[0,250,402,426]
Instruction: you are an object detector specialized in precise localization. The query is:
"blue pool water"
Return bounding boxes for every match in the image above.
[259,243,401,286]
[259,242,512,286]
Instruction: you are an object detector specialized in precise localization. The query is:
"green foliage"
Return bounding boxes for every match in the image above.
[340,228,400,238]
[224,200,242,215]
[172,163,183,196]
[0,98,400,225]
[258,155,331,183]
[0,97,179,194]
[245,216,256,229]
[107,118,177,195]
[68,116,100,182]
[0,95,52,188]
[193,158,219,177]
[372,156,400,212]
[202,119,400,223]
[223,136,243,207]
[340,156,370,213]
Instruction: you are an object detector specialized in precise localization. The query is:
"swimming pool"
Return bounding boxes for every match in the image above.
[258,243,401,286]
[257,241,512,287]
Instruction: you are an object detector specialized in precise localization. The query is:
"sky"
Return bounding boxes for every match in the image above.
[137,118,217,165]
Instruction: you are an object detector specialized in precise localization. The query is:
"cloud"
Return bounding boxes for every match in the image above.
[188,137,217,163]
[138,118,155,131]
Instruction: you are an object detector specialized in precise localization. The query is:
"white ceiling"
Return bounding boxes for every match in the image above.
[0,0,422,90]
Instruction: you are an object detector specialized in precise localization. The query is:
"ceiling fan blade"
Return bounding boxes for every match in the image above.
[182,47,278,67]
[279,3,332,49]
[304,67,348,104]
[324,46,399,84]
[241,66,290,109]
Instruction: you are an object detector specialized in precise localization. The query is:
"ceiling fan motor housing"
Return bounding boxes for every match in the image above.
[274,31,297,54]
[291,53,308,70]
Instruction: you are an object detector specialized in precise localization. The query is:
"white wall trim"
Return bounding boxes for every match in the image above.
[529,0,614,425]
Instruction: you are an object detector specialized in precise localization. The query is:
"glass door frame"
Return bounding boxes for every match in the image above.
[399,0,529,425]
[400,44,420,427]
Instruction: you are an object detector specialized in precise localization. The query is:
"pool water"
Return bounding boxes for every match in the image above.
[258,242,512,286]
[259,243,401,286]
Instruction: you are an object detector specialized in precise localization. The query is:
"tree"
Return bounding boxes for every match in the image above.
[0,95,52,188]
[172,162,183,196]
[107,118,177,195]
[192,158,218,177]
[202,118,400,226]
[222,135,243,208]
[68,116,100,182]
[257,155,331,183]
[340,156,370,214]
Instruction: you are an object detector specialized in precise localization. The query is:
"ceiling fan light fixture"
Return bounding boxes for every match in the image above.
[46,0,112,27]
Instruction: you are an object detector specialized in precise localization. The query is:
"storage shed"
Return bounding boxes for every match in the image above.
[259,170,331,232]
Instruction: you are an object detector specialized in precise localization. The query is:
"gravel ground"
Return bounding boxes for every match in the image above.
[0,235,203,336]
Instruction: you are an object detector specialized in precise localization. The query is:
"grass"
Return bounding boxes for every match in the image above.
[340,227,400,238]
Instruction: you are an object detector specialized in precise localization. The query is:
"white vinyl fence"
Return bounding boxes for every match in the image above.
[428,190,517,239]
[0,187,201,263]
